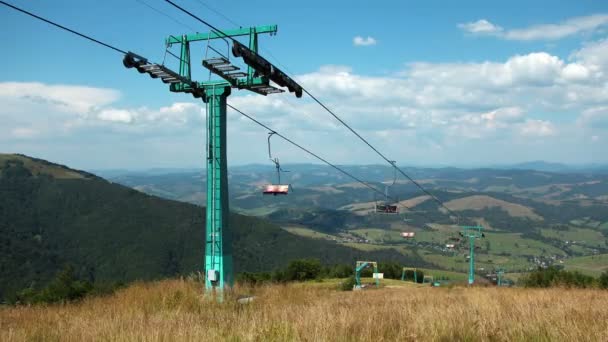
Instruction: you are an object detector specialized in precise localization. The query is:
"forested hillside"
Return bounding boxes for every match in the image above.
[0,154,422,300]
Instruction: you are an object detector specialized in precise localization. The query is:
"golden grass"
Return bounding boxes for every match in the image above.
[2,279,608,341]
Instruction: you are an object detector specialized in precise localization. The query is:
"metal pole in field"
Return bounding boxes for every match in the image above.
[469,235,475,285]
[460,225,484,286]
[497,269,504,286]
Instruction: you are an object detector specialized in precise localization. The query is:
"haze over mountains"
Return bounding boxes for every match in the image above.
[102,161,608,277]
[93,160,608,177]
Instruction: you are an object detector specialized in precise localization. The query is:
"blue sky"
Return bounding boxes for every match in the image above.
[1,0,608,169]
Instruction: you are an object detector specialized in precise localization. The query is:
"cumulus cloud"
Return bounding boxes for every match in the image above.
[578,106,608,128]
[570,38,608,78]
[459,14,608,41]
[0,82,120,114]
[0,81,209,146]
[353,36,377,46]
[519,119,557,137]
[3,36,608,166]
[458,19,503,35]
[98,109,135,123]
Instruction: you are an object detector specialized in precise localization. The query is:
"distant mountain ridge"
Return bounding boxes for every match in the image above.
[494,161,608,173]
[92,160,608,178]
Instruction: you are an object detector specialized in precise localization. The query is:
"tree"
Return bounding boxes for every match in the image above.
[285,259,322,281]
[17,265,93,304]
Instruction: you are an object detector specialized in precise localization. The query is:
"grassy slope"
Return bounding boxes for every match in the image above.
[444,195,543,220]
[280,223,565,273]
[0,154,86,179]
[564,254,608,276]
[2,279,608,341]
[541,227,606,247]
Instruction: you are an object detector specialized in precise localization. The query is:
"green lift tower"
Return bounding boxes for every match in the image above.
[355,261,379,288]
[123,25,302,296]
[496,268,505,286]
[459,225,485,285]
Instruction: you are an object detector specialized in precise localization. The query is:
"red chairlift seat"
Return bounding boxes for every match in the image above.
[263,184,289,195]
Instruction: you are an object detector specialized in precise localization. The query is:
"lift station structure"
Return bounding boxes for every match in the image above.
[355,261,380,288]
[401,267,418,283]
[123,25,302,295]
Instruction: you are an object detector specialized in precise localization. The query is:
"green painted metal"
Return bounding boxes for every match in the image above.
[355,261,379,288]
[469,236,475,285]
[168,25,274,89]
[204,84,233,293]
[401,267,417,283]
[247,27,258,82]
[496,269,505,286]
[165,25,277,45]
[460,225,484,285]
[164,25,279,297]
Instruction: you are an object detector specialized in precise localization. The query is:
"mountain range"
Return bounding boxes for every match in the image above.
[0,153,421,301]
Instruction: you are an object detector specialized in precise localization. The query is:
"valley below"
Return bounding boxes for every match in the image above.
[103,162,608,280]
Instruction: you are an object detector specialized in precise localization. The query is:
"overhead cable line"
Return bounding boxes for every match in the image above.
[0,1,128,55]
[164,0,231,43]
[227,103,443,224]
[135,0,198,32]
[162,0,460,221]
[195,0,241,28]
[3,0,457,223]
[301,88,460,220]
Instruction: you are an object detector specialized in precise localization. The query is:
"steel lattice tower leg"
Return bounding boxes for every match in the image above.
[204,85,233,293]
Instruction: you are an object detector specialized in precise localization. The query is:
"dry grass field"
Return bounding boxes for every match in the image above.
[1,279,608,341]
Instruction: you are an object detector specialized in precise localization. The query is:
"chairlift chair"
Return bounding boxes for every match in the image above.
[263,132,291,195]
[375,203,398,214]
[374,160,399,214]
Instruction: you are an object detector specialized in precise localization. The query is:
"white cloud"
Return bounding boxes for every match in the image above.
[561,63,591,82]
[4,37,608,166]
[458,19,503,34]
[0,82,209,144]
[11,127,38,139]
[459,14,608,41]
[98,109,135,123]
[506,14,608,41]
[0,82,120,114]
[481,107,525,122]
[570,38,608,78]
[148,103,202,124]
[353,36,377,46]
[578,106,608,128]
[519,119,556,137]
